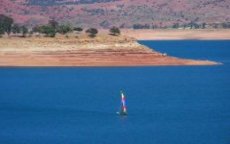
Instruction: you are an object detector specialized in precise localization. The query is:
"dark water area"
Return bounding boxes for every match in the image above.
[0,41,230,144]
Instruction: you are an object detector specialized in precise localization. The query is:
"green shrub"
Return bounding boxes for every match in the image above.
[21,26,28,37]
[40,25,56,37]
[109,27,120,36]
[0,14,14,35]
[86,28,98,38]
[57,25,72,35]
[12,24,20,34]
[73,27,83,32]
[0,27,4,37]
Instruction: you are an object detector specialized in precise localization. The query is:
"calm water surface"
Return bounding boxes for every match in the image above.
[0,40,230,144]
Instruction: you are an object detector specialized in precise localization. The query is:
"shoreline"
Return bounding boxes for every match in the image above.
[122,29,230,40]
[0,34,220,67]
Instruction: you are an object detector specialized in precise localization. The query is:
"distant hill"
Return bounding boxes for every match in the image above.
[28,0,118,6]
[1,0,230,28]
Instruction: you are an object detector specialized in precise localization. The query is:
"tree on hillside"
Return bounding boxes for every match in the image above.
[12,24,21,34]
[202,23,206,29]
[133,24,151,29]
[0,27,4,37]
[48,19,59,30]
[57,24,72,36]
[32,25,40,33]
[109,27,120,36]
[73,27,83,37]
[222,22,230,29]
[21,26,28,37]
[32,25,42,37]
[73,27,83,34]
[74,27,83,32]
[40,25,56,37]
[172,23,179,29]
[0,14,14,35]
[86,28,98,38]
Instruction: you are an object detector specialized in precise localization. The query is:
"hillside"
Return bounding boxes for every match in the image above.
[1,0,230,28]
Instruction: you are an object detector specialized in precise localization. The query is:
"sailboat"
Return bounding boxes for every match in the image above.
[117,91,128,116]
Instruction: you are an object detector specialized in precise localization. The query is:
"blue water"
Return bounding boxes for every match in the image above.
[0,41,230,144]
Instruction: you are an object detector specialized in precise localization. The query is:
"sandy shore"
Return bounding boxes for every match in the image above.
[122,29,230,40]
[0,35,219,67]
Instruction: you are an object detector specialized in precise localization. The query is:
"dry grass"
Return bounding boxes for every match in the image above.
[122,29,230,40]
[0,33,219,66]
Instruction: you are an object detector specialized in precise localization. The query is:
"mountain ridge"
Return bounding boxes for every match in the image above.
[1,0,230,28]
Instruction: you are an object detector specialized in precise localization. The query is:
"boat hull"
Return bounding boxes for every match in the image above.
[117,111,128,116]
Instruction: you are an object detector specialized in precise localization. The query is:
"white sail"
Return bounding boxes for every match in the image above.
[120,91,127,115]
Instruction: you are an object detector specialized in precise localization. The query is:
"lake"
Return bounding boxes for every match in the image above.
[0,40,230,144]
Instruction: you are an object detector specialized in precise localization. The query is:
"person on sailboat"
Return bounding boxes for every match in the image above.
[118,91,128,116]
